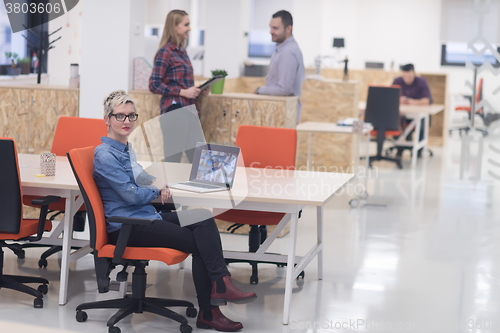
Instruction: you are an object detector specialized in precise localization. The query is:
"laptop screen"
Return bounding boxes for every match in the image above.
[190,144,240,186]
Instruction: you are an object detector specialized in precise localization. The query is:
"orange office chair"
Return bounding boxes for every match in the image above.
[18,116,107,267]
[67,146,196,333]
[214,125,301,285]
[451,78,488,136]
[364,86,403,169]
[0,138,60,308]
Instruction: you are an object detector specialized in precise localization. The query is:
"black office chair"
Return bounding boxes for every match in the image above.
[364,86,403,169]
[0,137,60,308]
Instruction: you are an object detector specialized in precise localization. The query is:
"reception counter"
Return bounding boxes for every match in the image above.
[223,76,360,170]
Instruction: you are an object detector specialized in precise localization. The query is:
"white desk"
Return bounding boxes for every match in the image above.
[358,101,444,167]
[19,154,353,324]
[19,154,90,306]
[296,121,372,207]
[146,162,354,325]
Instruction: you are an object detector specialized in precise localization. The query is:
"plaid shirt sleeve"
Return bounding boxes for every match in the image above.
[149,46,182,97]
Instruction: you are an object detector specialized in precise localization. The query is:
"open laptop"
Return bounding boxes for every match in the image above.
[168,143,240,193]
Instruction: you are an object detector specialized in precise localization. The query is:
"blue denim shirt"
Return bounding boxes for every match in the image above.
[94,137,162,233]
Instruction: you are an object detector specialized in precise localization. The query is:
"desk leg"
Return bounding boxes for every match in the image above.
[411,116,422,168]
[364,131,370,190]
[59,191,77,306]
[307,132,312,171]
[317,206,323,280]
[282,209,299,325]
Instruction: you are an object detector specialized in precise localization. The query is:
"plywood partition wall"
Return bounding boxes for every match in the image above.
[0,86,79,154]
[320,68,448,146]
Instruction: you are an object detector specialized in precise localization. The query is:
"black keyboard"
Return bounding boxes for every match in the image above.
[178,182,221,189]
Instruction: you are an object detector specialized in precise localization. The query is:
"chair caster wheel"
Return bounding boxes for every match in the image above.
[186,307,197,318]
[15,249,25,260]
[298,271,305,279]
[37,284,48,295]
[76,310,88,322]
[38,258,48,268]
[349,199,359,208]
[250,276,259,284]
[180,324,192,333]
[109,326,121,333]
[34,298,43,308]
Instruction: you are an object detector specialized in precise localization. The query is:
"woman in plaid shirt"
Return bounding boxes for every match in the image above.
[149,10,207,114]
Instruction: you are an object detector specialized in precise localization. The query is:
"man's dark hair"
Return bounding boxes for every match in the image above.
[401,63,415,72]
[272,10,293,28]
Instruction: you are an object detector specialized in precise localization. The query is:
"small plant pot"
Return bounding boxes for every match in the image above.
[210,78,225,94]
[7,67,22,76]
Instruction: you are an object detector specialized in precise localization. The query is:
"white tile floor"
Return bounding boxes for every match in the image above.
[1,132,499,333]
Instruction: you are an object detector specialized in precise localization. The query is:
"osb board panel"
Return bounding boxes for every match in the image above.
[284,98,298,128]
[129,92,161,126]
[230,99,254,143]
[215,219,289,238]
[253,100,280,128]
[321,68,395,101]
[297,79,359,170]
[321,68,448,146]
[28,89,79,154]
[421,74,448,144]
[0,88,29,152]
[224,77,265,94]
[200,97,232,144]
[421,74,446,104]
[296,131,356,171]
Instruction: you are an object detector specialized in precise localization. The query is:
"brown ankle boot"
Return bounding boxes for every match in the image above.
[196,307,243,332]
[211,275,257,306]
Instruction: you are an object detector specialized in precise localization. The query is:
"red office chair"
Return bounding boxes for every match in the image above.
[67,146,196,333]
[451,78,488,136]
[214,125,302,284]
[0,138,60,308]
[18,116,107,267]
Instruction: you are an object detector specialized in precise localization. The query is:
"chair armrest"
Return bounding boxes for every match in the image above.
[108,216,162,264]
[28,195,61,242]
[462,95,472,104]
[31,195,61,206]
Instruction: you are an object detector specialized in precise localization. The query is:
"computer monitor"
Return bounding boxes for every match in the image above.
[333,38,345,48]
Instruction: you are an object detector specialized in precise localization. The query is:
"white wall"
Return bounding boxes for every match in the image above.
[203,0,250,78]
[80,0,145,118]
[47,1,82,86]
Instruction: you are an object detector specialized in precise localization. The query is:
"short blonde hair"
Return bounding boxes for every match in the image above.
[103,90,135,117]
[158,10,188,49]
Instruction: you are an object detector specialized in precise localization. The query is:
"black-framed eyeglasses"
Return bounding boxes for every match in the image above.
[109,113,139,122]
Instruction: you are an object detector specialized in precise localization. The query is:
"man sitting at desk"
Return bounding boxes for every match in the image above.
[393,63,432,105]
[392,63,432,156]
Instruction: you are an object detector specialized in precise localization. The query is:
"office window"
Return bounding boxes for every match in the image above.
[248,30,275,58]
[247,0,291,58]
[441,42,500,67]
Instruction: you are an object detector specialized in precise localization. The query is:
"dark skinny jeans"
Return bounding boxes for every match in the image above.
[109,209,229,311]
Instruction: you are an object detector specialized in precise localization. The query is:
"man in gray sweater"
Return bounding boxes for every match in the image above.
[255,10,305,123]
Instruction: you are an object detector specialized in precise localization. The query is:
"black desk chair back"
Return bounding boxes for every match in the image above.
[0,138,60,308]
[364,86,403,168]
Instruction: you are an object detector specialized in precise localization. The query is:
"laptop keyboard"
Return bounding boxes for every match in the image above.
[178,182,221,189]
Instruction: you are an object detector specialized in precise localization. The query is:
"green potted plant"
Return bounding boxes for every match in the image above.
[5,52,22,75]
[210,69,228,94]
[17,56,31,74]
